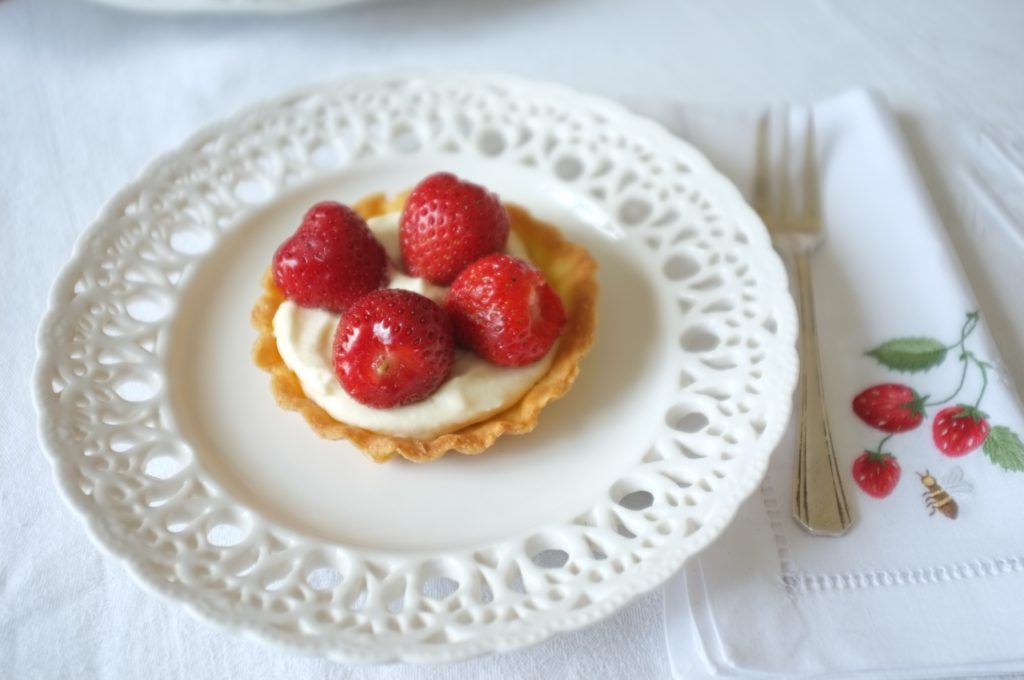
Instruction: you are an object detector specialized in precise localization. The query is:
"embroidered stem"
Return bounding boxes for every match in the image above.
[928,354,969,407]
[973,356,990,409]
[926,311,981,408]
[944,311,979,351]
[873,433,894,454]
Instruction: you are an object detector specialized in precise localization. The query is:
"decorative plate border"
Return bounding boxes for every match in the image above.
[33,73,798,663]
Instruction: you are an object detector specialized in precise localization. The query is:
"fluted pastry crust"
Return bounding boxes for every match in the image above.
[251,192,598,463]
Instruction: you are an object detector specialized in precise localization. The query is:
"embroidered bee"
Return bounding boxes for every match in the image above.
[917,466,973,519]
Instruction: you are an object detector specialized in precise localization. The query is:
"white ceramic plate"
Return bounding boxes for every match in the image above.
[34,73,797,663]
[86,0,375,12]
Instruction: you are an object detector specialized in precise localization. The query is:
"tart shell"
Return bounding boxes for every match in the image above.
[251,192,598,463]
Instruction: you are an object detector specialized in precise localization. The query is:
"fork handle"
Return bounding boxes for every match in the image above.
[791,252,855,536]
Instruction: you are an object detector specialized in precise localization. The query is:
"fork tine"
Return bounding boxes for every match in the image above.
[754,112,771,217]
[802,112,820,222]
[778,107,792,221]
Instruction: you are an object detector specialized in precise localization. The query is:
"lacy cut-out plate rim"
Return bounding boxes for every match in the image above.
[33,72,798,663]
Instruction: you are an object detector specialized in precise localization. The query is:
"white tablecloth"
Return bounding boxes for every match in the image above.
[2,1,1023,678]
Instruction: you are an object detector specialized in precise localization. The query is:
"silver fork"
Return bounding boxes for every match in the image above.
[755,108,855,537]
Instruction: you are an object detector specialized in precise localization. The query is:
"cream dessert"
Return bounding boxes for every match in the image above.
[272,213,557,439]
[252,174,598,463]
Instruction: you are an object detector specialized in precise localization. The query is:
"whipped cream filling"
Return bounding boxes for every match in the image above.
[272,213,556,440]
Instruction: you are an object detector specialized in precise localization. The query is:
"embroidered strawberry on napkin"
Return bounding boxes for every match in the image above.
[850,311,1024,506]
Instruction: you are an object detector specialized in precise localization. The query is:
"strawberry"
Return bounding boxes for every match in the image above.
[399,172,509,285]
[273,201,387,313]
[933,405,991,456]
[446,253,566,367]
[851,450,901,499]
[333,289,454,409]
[852,383,926,433]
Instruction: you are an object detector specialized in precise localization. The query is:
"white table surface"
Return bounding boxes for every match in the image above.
[2,1,1023,678]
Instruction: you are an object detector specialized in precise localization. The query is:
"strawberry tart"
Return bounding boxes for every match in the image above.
[251,173,598,463]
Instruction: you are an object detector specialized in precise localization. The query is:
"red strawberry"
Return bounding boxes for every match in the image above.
[399,172,509,285]
[933,405,991,456]
[851,450,901,498]
[852,383,926,433]
[273,201,387,313]
[333,289,454,408]
[446,253,566,367]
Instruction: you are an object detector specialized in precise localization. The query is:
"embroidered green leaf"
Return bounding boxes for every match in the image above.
[982,426,1024,472]
[865,337,946,373]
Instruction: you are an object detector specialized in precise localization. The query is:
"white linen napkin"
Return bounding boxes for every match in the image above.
[662,90,1024,678]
